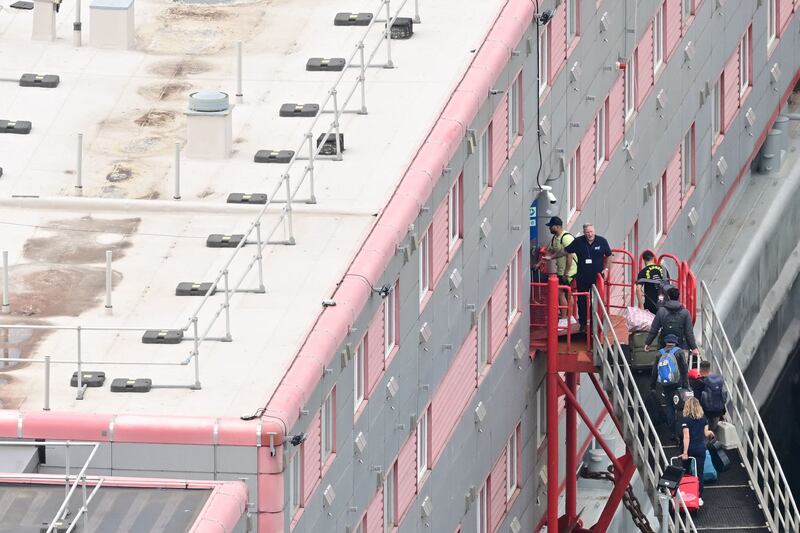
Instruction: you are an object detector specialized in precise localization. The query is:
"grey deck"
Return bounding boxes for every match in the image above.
[0,483,211,532]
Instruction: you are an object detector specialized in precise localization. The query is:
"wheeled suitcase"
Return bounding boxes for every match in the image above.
[703,450,718,482]
[671,456,700,512]
[629,331,658,371]
[715,421,740,449]
[707,439,731,472]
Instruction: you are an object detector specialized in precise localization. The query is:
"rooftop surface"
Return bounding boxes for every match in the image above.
[0,0,505,417]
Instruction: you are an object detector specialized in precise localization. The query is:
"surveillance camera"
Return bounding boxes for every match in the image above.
[539,185,557,205]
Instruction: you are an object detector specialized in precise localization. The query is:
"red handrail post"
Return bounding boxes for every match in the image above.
[565,371,578,526]
[546,274,559,533]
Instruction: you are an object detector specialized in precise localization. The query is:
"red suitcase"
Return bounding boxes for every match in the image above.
[671,456,700,512]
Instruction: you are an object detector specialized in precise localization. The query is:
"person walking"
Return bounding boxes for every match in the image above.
[546,216,577,320]
[697,360,728,431]
[681,397,715,507]
[636,250,669,314]
[644,286,699,358]
[650,334,689,440]
[546,223,612,332]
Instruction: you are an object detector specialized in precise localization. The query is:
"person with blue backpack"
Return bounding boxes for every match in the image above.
[650,334,689,441]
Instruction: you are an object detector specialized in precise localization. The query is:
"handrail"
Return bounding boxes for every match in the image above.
[0,0,418,411]
[699,281,800,533]
[590,286,697,532]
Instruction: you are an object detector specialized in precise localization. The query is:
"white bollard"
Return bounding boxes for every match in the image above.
[173,141,181,200]
[236,41,243,102]
[1,251,9,314]
[76,132,83,193]
[105,250,112,310]
[73,0,82,46]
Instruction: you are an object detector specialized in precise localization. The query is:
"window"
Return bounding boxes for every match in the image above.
[625,52,637,119]
[417,408,430,481]
[567,150,578,218]
[384,283,397,357]
[712,78,722,140]
[536,382,546,447]
[767,0,777,47]
[739,29,751,95]
[566,0,579,43]
[419,228,431,302]
[288,452,302,514]
[507,252,520,323]
[508,75,521,146]
[681,125,695,194]
[477,480,488,533]
[448,175,462,248]
[538,24,549,94]
[682,0,692,21]
[384,462,397,532]
[321,388,335,462]
[478,128,490,194]
[653,4,665,74]
[354,339,365,412]
[654,175,664,242]
[478,305,489,374]
[506,427,519,501]
[595,103,607,171]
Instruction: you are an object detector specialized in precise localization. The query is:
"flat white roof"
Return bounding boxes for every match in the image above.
[0,0,505,417]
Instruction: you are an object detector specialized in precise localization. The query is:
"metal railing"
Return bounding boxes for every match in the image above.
[0,0,420,410]
[699,281,800,533]
[590,287,697,532]
[0,440,104,533]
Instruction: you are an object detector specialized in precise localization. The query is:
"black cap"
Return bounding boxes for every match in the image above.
[546,216,563,227]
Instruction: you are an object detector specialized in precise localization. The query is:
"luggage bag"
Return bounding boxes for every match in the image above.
[703,449,718,482]
[670,456,700,512]
[708,438,731,472]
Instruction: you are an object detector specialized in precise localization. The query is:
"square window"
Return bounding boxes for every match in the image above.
[740,29,751,95]
[712,78,722,139]
[448,175,463,248]
[767,0,777,46]
[354,340,365,413]
[321,388,336,461]
[653,4,665,73]
[506,427,519,501]
[417,408,430,481]
[477,480,488,533]
[566,0,579,43]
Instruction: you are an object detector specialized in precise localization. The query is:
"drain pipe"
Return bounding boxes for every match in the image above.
[73,0,81,47]
[235,41,243,103]
[1,251,9,314]
[75,132,83,194]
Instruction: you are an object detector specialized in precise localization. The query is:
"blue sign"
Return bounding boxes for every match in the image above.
[529,199,538,248]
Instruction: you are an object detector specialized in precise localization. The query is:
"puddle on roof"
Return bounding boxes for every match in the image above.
[23,216,140,264]
[138,1,268,55]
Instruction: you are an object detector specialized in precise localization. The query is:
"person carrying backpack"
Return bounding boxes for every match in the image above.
[644,286,699,358]
[636,251,670,314]
[696,360,728,431]
[546,217,577,320]
[650,334,689,441]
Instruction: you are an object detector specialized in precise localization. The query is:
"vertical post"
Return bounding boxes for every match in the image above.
[75,326,83,398]
[546,274,559,533]
[1,251,9,314]
[192,317,201,389]
[283,174,295,245]
[306,132,316,204]
[565,371,578,526]
[73,0,82,46]
[331,90,343,161]
[64,442,70,501]
[255,222,265,293]
[82,477,89,531]
[658,489,670,533]
[358,43,367,114]
[75,133,83,193]
[43,355,51,411]
[413,0,420,23]
[235,40,243,102]
[384,0,394,68]
[173,141,181,200]
[104,250,112,310]
[223,270,232,341]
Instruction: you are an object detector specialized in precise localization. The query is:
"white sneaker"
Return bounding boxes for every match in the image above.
[698,498,704,507]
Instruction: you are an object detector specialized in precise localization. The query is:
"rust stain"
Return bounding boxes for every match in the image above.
[23,216,140,264]
[134,110,177,127]
[149,59,212,78]
[137,82,193,101]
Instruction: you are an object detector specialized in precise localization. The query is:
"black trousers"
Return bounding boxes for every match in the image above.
[575,278,596,331]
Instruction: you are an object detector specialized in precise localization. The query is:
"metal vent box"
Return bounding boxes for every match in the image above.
[306,58,346,72]
[19,74,60,88]
[389,17,413,39]
[334,12,373,26]
[254,150,294,164]
[175,282,216,296]
[279,103,319,117]
[142,329,184,344]
[316,133,345,155]
[111,378,152,393]
[70,371,106,388]
[206,234,245,248]
[227,193,268,204]
[0,120,32,134]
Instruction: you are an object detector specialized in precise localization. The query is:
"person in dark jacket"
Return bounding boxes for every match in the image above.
[650,334,689,440]
[643,286,699,357]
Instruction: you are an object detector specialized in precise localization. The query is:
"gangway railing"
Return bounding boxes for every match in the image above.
[699,281,800,533]
[590,286,697,532]
[0,0,420,410]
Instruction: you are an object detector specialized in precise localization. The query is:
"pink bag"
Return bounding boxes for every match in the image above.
[623,306,655,333]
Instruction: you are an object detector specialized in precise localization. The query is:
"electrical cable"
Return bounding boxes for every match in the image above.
[534,0,544,192]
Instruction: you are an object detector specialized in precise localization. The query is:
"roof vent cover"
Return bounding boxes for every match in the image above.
[188,91,229,112]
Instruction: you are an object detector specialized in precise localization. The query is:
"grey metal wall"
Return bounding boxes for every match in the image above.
[289,1,800,532]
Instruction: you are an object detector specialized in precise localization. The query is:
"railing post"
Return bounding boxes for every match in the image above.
[358,43,367,114]
[546,274,559,532]
[283,174,295,245]
[64,442,70,503]
[331,90,343,161]
[192,317,201,389]
[44,355,51,411]
[173,141,181,200]
[384,0,394,68]
[75,326,84,399]
[1,250,9,314]
[565,371,577,525]
[235,40,243,102]
[76,133,83,194]
[255,221,266,293]
[306,132,317,204]
[82,476,89,531]
[223,270,232,341]
[105,250,113,311]
[413,0,420,23]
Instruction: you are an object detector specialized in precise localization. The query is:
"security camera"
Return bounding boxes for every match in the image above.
[539,185,557,205]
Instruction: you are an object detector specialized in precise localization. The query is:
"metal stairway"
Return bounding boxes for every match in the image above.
[589,283,800,532]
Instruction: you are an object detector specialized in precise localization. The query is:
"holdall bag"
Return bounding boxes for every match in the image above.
[715,420,740,450]
[707,438,732,472]
[703,449,718,482]
[624,306,656,333]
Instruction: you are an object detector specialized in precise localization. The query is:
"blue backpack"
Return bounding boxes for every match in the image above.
[657,347,681,386]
